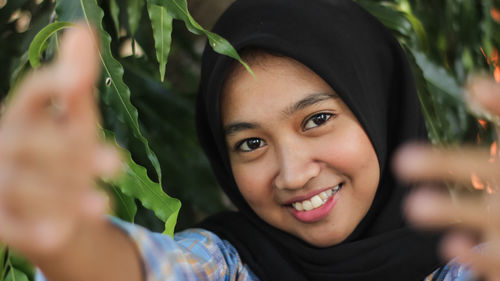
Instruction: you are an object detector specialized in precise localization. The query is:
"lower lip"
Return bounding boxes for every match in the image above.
[288,191,340,223]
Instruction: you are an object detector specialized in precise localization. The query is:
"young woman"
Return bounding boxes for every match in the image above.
[1,0,499,280]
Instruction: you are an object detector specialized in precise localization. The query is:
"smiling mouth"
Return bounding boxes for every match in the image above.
[291,184,342,212]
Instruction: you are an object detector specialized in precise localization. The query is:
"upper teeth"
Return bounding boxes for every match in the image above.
[292,185,340,211]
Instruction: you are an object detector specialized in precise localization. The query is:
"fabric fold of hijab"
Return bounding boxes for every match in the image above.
[196,0,441,280]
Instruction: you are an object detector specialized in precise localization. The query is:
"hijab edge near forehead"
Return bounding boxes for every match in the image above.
[203,35,391,179]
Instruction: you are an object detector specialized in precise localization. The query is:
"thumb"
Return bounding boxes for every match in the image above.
[55,24,101,125]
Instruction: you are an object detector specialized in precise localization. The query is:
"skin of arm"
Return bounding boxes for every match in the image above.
[36,220,144,281]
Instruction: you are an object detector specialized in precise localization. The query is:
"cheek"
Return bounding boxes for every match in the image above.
[317,123,380,185]
[232,161,274,207]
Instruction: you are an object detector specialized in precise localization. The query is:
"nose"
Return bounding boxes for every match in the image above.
[273,140,320,190]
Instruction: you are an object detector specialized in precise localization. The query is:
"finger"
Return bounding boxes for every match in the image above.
[404,188,489,230]
[0,165,83,219]
[0,208,76,260]
[467,76,500,117]
[94,144,123,179]
[440,230,479,261]
[56,24,100,94]
[80,190,110,220]
[452,243,500,281]
[393,143,498,184]
[54,24,100,129]
[2,69,64,126]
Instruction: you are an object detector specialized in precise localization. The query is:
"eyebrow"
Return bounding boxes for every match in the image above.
[223,92,338,136]
[224,122,259,136]
[282,92,338,116]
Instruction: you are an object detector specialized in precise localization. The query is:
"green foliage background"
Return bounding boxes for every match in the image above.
[0,0,499,280]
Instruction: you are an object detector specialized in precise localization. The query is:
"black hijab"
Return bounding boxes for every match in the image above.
[196,0,441,280]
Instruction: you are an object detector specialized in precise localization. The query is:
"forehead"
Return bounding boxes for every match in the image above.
[221,54,339,122]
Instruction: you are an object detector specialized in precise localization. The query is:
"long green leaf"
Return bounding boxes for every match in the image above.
[146,2,173,82]
[105,130,181,236]
[404,47,442,143]
[409,47,471,143]
[109,0,120,36]
[150,0,252,75]
[412,49,463,100]
[71,0,163,182]
[27,21,74,68]
[127,0,145,36]
[54,0,177,231]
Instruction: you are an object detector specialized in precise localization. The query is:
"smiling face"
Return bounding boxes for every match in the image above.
[221,53,381,247]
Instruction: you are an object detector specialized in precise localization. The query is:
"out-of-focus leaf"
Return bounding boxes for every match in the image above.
[127,0,145,37]
[404,47,442,143]
[105,130,181,236]
[7,252,32,281]
[106,183,138,223]
[412,49,463,100]
[121,56,225,229]
[0,245,6,281]
[401,11,428,50]
[5,269,28,281]
[8,52,30,100]
[28,21,74,68]
[75,0,163,182]
[357,1,413,38]
[149,0,252,75]
[109,0,121,36]
[0,0,30,25]
[146,2,173,81]
[407,47,470,143]
[55,0,84,22]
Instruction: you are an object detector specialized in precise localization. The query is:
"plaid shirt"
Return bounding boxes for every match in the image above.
[36,218,475,281]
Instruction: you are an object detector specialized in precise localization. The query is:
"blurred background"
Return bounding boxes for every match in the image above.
[0,1,499,279]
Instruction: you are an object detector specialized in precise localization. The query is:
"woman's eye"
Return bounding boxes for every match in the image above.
[303,113,333,130]
[237,138,267,152]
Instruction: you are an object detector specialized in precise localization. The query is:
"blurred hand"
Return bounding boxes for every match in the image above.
[0,25,120,263]
[394,77,500,281]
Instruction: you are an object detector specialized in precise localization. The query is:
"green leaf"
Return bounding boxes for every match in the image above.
[146,2,173,82]
[105,130,181,236]
[412,49,463,100]
[27,21,74,68]
[8,51,30,102]
[404,47,442,143]
[407,46,470,143]
[6,252,32,281]
[109,0,121,36]
[127,0,145,36]
[150,0,253,75]
[0,245,6,281]
[5,268,28,281]
[55,0,84,22]
[401,11,428,51]
[75,0,163,182]
[357,1,413,39]
[106,183,138,223]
